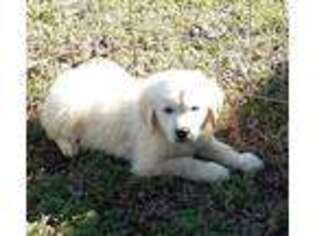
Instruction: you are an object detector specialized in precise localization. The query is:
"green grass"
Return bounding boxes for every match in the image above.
[27,0,288,235]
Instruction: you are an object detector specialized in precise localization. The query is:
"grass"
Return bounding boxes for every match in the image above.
[27,0,288,235]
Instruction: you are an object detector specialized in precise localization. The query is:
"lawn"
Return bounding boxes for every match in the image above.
[27,0,288,235]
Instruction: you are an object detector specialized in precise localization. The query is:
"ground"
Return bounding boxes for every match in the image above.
[27,0,288,235]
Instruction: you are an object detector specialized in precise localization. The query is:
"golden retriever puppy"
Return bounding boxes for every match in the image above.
[40,59,264,182]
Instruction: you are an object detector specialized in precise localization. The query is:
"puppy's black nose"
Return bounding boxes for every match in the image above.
[175,127,190,140]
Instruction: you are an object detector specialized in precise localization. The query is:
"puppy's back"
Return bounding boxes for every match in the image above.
[40,59,134,140]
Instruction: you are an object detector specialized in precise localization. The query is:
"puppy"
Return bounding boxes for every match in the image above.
[40,59,263,182]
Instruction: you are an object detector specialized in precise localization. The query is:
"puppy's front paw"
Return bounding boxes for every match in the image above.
[204,162,230,182]
[238,153,264,173]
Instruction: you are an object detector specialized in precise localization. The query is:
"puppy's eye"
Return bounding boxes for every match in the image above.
[164,107,174,114]
[191,106,199,111]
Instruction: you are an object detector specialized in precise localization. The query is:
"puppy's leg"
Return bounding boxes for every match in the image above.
[198,137,264,173]
[132,157,230,182]
[54,119,82,157]
[55,138,79,157]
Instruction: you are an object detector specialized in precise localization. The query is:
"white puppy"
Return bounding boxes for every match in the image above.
[40,59,263,182]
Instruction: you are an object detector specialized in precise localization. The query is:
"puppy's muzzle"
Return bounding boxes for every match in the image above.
[175,127,190,142]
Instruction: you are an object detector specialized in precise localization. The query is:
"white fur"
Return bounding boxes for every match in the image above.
[40,59,264,182]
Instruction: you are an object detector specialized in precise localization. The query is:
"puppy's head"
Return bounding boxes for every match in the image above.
[140,70,224,143]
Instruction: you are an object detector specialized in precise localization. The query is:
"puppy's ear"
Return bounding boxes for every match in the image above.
[201,109,216,138]
[207,79,224,121]
[139,93,158,133]
[201,78,225,138]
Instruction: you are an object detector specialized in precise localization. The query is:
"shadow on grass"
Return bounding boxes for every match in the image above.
[27,62,288,236]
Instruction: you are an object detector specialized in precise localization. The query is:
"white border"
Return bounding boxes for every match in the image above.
[0,0,26,235]
[0,0,314,234]
[290,0,315,235]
